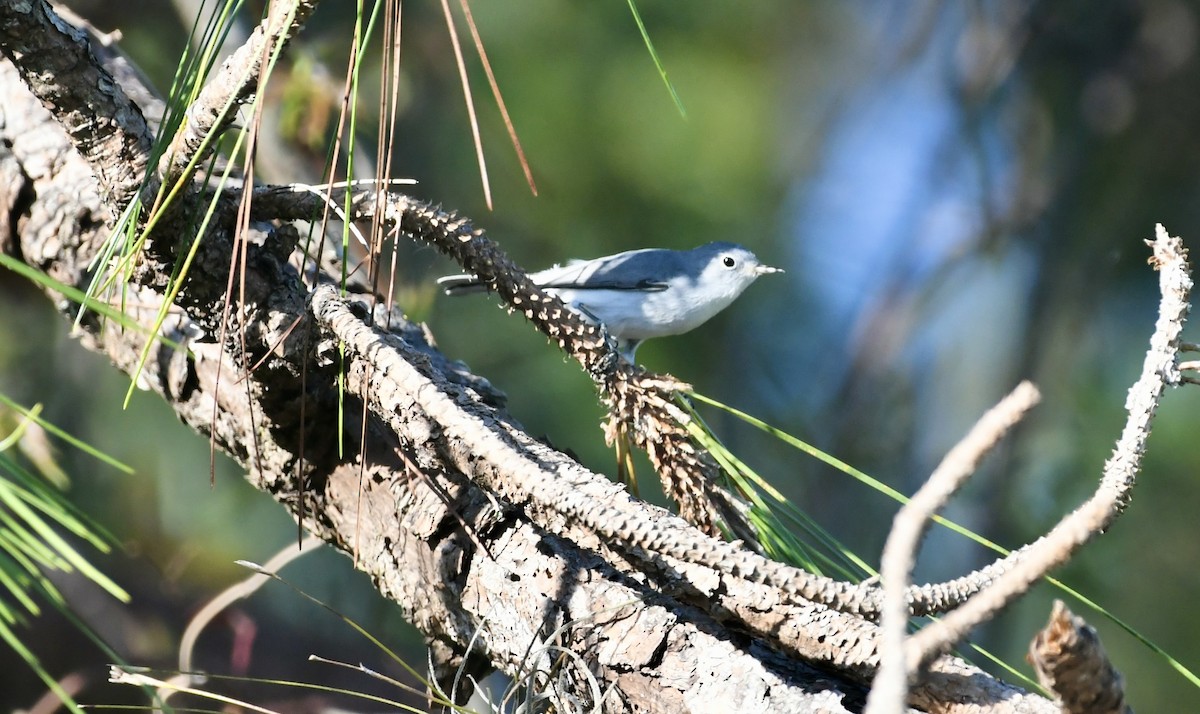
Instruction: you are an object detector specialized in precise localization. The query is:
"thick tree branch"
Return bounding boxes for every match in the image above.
[0,0,152,210]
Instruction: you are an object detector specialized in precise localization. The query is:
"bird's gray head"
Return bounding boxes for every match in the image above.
[692,242,783,298]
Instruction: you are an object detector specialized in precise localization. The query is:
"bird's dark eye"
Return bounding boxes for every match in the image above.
[723,255,736,268]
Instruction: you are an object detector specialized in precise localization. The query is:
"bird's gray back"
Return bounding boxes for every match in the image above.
[532,244,730,291]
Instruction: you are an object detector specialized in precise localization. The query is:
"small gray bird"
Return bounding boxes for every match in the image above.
[437,241,782,361]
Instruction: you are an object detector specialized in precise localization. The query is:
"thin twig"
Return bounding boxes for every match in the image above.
[162,535,321,702]
[905,225,1190,671]
[439,0,492,209]
[457,0,537,196]
[867,382,1041,714]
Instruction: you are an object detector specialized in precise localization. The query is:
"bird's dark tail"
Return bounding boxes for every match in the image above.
[436,274,488,296]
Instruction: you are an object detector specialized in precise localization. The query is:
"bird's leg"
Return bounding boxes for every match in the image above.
[571,301,603,324]
[570,300,640,363]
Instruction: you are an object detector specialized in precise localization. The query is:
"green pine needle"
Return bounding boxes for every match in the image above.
[626,0,687,119]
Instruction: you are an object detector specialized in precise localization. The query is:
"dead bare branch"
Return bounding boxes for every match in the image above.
[904,225,1190,671]
[868,382,1041,714]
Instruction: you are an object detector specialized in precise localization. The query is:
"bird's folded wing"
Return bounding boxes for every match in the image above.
[539,278,669,291]
[532,252,674,292]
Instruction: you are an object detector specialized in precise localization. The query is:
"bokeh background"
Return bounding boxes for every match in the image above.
[2,0,1199,709]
